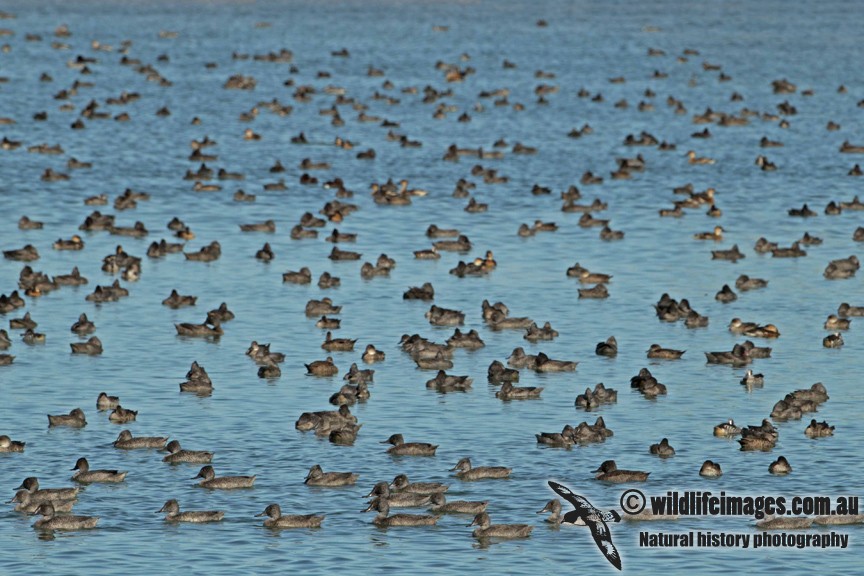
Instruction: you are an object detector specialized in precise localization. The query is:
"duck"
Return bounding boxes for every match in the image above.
[108,405,137,423]
[575,383,618,409]
[705,342,751,365]
[305,298,341,316]
[413,246,441,260]
[788,204,817,217]
[740,370,764,386]
[258,358,282,378]
[365,498,439,527]
[192,465,255,489]
[113,430,168,450]
[567,264,612,284]
[53,235,85,251]
[159,499,224,523]
[162,289,197,308]
[425,305,465,327]
[179,365,213,394]
[414,351,453,370]
[382,434,438,456]
[451,457,512,480]
[594,460,649,482]
[595,336,618,357]
[647,344,685,359]
[255,242,275,261]
[70,313,96,334]
[496,381,543,400]
[430,493,488,515]
[15,477,79,504]
[447,328,485,349]
[713,419,741,437]
[578,213,609,228]
[425,370,473,393]
[232,190,257,202]
[305,356,338,376]
[184,241,222,262]
[488,360,520,383]
[825,315,851,330]
[469,512,533,539]
[432,234,472,252]
[523,322,558,342]
[0,329,10,349]
[32,502,98,531]
[321,332,356,352]
[9,490,76,514]
[48,407,87,428]
[329,247,362,261]
[715,284,737,303]
[649,438,675,458]
[578,284,609,298]
[694,226,724,240]
[805,419,835,438]
[537,499,563,524]
[70,336,103,355]
[304,464,359,487]
[71,457,127,483]
[256,503,324,528]
[291,224,318,239]
[162,439,213,464]
[362,344,386,363]
[699,460,722,477]
[756,516,813,530]
[21,328,46,345]
[0,434,25,452]
[10,311,37,330]
[246,341,286,365]
[390,474,448,495]
[769,456,792,475]
[3,244,40,262]
[534,352,578,372]
[823,333,844,348]
[325,228,357,243]
[343,362,375,384]
[536,426,576,448]
[295,405,357,432]
[739,421,778,451]
[365,482,432,508]
[426,224,460,238]
[772,241,806,258]
[711,244,744,261]
[175,317,223,337]
[686,150,715,164]
[283,267,312,284]
[486,310,534,330]
[813,515,864,526]
[753,237,778,253]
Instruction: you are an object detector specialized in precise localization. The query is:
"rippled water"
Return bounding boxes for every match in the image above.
[1,0,863,574]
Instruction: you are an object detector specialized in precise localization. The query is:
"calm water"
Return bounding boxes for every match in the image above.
[1,0,863,574]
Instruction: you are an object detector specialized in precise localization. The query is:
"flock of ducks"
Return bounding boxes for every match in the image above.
[0,8,862,556]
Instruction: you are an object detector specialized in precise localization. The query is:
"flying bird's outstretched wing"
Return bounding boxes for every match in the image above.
[548,481,622,571]
[588,516,622,571]
[548,480,596,514]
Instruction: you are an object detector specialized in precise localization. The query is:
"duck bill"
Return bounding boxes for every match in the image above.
[254,511,267,517]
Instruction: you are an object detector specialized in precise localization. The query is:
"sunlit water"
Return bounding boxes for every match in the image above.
[1,1,863,574]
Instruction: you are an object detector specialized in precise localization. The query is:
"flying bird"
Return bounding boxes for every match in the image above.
[548,480,622,570]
